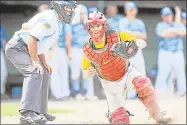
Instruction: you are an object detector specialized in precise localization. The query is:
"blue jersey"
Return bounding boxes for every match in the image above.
[155,21,186,52]
[58,22,70,48]
[119,17,146,33]
[107,14,123,32]
[67,23,89,48]
[0,24,6,49]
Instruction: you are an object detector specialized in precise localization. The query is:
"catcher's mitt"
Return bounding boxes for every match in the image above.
[110,40,138,59]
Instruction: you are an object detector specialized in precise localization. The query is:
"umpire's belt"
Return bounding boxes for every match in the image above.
[13,34,28,48]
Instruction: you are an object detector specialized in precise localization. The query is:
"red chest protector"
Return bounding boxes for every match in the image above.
[83,30,128,81]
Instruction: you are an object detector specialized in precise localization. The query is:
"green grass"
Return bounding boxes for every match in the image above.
[1,103,74,116]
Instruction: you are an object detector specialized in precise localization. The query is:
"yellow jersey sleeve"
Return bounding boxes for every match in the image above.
[119,31,136,42]
[82,56,93,70]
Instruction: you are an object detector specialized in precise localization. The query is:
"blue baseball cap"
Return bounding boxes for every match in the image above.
[181,11,186,19]
[124,2,137,10]
[88,7,98,14]
[161,7,173,16]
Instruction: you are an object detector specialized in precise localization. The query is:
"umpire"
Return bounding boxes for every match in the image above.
[5,0,77,124]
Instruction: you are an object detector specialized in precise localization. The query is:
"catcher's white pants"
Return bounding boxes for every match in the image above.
[100,65,143,112]
[127,49,146,98]
[129,49,146,76]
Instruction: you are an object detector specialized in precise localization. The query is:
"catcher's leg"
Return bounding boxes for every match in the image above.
[102,79,130,124]
[104,89,130,124]
[132,76,172,123]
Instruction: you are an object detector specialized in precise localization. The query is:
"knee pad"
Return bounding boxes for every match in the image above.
[111,107,129,124]
[132,76,155,98]
[133,76,160,118]
[132,76,152,92]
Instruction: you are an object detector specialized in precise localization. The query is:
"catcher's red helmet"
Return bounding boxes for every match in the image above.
[86,11,108,43]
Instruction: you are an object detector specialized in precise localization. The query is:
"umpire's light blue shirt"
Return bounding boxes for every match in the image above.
[119,17,146,33]
[66,23,89,48]
[15,9,61,55]
[107,14,123,32]
[155,21,186,52]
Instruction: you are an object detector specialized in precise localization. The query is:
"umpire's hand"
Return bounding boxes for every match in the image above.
[44,64,52,74]
[33,61,44,74]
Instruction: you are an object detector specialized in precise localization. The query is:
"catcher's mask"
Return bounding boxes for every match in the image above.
[86,11,108,43]
[51,0,77,24]
[110,40,138,59]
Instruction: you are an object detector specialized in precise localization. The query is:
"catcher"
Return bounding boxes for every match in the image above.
[82,11,172,124]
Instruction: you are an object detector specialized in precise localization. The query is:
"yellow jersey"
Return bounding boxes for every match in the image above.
[82,31,136,70]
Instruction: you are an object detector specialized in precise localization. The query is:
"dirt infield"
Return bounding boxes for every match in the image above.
[1,96,186,124]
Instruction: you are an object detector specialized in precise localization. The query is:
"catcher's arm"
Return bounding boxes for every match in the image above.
[82,56,93,70]
[119,31,147,49]
[110,32,147,59]
[82,56,96,78]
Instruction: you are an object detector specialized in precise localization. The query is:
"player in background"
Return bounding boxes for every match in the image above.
[119,2,147,99]
[68,4,98,100]
[106,4,123,32]
[0,24,8,100]
[155,7,186,97]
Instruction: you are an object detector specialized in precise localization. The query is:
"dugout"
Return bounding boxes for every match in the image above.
[1,1,186,98]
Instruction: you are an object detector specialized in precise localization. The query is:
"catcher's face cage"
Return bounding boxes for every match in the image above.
[51,0,77,24]
[86,11,108,43]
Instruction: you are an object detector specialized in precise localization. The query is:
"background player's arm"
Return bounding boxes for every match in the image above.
[82,56,96,78]
[171,28,186,36]
[168,23,186,36]
[174,6,181,23]
[65,24,73,60]
[119,18,147,40]
[66,32,72,60]
[126,31,147,40]
[155,23,177,38]
[157,25,186,38]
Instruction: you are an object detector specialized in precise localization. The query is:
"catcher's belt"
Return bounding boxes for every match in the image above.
[82,30,129,81]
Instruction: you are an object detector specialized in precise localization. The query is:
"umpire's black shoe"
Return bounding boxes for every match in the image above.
[41,113,56,121]
[20,111,47,124]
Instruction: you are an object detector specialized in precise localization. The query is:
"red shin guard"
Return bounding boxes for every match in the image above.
[111,107,129,124]
[132,76,163,121]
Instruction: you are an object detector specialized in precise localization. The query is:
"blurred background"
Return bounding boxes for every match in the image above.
[0,0,186,100]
